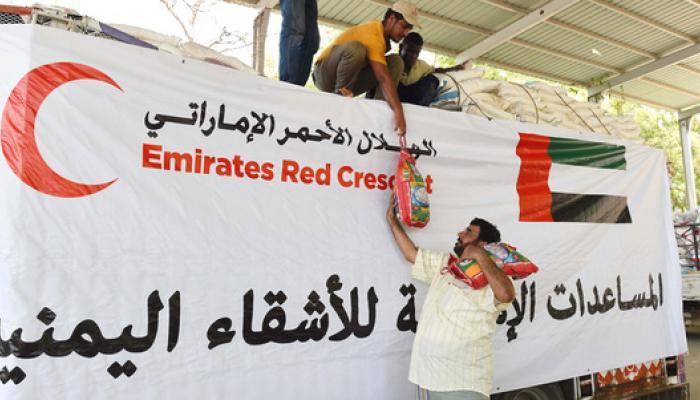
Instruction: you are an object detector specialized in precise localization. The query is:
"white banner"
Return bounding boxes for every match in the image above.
[0,25,687,398]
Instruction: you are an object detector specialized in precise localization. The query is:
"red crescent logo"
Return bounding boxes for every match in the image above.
[1,62,122,198]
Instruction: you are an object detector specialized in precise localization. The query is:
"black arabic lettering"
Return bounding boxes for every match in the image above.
[1,290,166,359]
[357,131,373,155]
[296,291,329,342]
[242,289,330,345]
[207,318,236,350]
[144,103,199,137]
[167,291,181,352]
[326,275,378,341]
[198,101,216,136]
[396,284,417,333]
[546,283,577,320]
[325,119,352,146]
[217,105,251,136]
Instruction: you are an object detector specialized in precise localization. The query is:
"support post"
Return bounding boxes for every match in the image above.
[252,7,271,75]
[680,116,697,210]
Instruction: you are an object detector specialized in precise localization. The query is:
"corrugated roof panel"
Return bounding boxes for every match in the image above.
[556,1,682,56]
[424,24,483,53]
[610,0,700,38]
[515,23,645,72]
[645,67,700,96]
[317,0,357,22]
[416,0,444,16]
[456,2,520,31]
[682,53,700,69]
[504,0,537,11]
[614,80,697,109]
[310,0,700,110]
[483,42,604,83]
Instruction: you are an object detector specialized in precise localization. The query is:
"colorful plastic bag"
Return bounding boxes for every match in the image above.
[394,136,430,228]
[448,243,539,289]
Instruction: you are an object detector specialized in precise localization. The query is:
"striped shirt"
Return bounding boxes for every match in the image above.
[409,249,511,396]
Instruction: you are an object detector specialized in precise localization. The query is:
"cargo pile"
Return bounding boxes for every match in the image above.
[432,68,641,142]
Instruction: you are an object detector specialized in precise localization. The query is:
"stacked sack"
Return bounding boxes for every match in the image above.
[109,24,257,74]
[431,69,642,143]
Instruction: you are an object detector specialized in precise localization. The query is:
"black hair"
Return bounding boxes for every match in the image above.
[470,218,501,243]
[383,9,405,23]
[404,32,423,46]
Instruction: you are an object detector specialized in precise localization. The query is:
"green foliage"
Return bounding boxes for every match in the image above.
[434,54,456,68]
[604,95,700,211]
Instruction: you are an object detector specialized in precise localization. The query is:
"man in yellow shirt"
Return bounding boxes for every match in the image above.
[398,32,468,106]
[312,0,421,136]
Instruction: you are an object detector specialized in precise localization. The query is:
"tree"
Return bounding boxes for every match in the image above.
[605,94,700,211]
[159,0,250,53]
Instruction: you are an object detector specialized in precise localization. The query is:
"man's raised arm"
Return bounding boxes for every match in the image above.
[369,60,407,136]
[386,194,417,263]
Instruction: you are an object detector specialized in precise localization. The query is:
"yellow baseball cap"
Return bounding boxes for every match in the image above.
[391,0,422,29]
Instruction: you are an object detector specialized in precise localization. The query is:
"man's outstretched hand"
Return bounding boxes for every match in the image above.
[387,192,399,225]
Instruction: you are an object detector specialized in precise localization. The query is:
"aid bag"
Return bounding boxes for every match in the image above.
[394,136,430,228]
[448,243,539,289]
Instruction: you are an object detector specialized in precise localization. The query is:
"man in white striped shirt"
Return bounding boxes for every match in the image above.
[386,196,515,400]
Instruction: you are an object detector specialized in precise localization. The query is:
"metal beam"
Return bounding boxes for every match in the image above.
[588,0,696,43]
[456,0,579,62]
[680,104,700,120]
[363,0,630,75]
[477,0,528,13]
[680,117,697,210]
[588,42,700,97]
[478,0,658,61]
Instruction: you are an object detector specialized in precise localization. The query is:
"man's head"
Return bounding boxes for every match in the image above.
[453,218,501,256]
[399,32,423,70]
[383,1,421,42]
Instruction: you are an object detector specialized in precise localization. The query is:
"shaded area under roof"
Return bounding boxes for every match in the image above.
[235,0,700,113]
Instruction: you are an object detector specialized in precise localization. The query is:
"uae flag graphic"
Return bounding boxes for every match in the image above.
[516,132,631,223]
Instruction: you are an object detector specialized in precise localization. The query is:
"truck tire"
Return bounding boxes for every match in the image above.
[494,383,565,400]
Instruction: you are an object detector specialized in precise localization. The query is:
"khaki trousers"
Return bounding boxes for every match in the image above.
[313,41,404,99]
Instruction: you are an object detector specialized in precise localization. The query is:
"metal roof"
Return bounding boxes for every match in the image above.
[237,0,700,113]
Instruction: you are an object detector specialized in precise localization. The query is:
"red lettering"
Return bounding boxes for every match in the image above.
[425,174,433,194]
[353,171,364,188]
[215,158,232,176]
[203,156,216,174]
[231,155,245,178]
[281,160,299,182]
[299,166,315,184]
[364,173,376,189]
[245,161,260,179]
[194,148,203,173]
[337,166,354,187]
[317,163,331,186]
[142,143,162,169]
[377,174,388,190]
[164,151,193,172]
[261,162,275,181]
